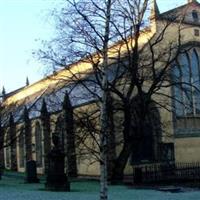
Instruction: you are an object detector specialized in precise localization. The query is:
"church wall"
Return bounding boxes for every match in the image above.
[14,117,50,174]
[175,137,200,163]
[144,18,200,164]
[9,102,100,176]
[73,102,101,176]
[159,22,200,164]
[3,2,200,179]
[4,129,11,170]
[16,123,25,173]
[31,119,45,174]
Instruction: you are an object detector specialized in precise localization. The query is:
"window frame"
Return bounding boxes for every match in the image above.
[35,121,43,168]
[173,48,200,117]
[192,10,199,21]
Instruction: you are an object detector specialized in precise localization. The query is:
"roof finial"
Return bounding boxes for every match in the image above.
[26,77,30,86]
[150,0,160,20]
[150,0,159,32]
[2,86,6,97]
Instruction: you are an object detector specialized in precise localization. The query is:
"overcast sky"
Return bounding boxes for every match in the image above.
[0,0,195,93]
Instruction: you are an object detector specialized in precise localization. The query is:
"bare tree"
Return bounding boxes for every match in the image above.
[35,0,200,190]
[99,0,112,199]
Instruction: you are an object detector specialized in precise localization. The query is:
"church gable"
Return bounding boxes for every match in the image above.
[159,1,200,26]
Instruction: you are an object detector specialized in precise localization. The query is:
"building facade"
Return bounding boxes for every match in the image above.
[1,0,200,178]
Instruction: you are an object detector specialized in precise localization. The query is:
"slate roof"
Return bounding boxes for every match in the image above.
[3,1,199,126]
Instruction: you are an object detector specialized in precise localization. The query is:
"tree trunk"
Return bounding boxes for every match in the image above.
[111,142,132,183]
[100,1,112,199]
[111,105,133,183]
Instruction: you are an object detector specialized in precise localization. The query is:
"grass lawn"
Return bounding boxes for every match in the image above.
[0,172,200,200]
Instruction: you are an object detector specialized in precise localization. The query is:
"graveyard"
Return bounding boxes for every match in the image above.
[1,1,200,200]
[0,171,200,200]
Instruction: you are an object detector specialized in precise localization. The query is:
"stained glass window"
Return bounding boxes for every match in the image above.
[173,48,200,117]
[35,122,43,167]
[19,128,25,168]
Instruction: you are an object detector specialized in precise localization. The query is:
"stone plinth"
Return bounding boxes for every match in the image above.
[25,160,39,183]
[45,134,70,191]
[45,149,70,191]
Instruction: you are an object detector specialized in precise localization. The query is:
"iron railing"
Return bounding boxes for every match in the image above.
[133,162,200,184]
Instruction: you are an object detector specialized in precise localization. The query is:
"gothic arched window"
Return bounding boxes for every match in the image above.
[5,132,10,168]
[35,121,43,167]
[191,49,200,114]
[19,128,25,168]
[192,10,199,21]
[173,48,200,117]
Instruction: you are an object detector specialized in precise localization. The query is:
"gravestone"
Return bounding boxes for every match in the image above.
[25,160,39,183]
[45,133,70,191]
[133,167,143,184]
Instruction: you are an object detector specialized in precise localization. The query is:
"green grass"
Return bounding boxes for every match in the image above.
[0,172,200,200]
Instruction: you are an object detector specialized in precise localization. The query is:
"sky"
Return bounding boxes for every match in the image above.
[0,0,195,93]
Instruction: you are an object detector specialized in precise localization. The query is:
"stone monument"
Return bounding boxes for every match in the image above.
[25,160,39,183]
[45,133,70,191]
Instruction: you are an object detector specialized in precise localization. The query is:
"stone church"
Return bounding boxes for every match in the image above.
[1,0,200,179]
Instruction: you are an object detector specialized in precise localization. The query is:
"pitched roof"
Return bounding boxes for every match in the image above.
[159,0,200,22]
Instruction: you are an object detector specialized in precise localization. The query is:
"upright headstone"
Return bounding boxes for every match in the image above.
[25,160,39,183]
[133,167,143,184]
[45,133,70,191]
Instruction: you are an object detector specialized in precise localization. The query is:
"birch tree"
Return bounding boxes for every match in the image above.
[99,1,112,199]
[40,0,114,199]
[37,0,152,183]
[36,0,192,186]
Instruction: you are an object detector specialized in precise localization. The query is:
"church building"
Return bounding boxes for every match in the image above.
[1,0,200,180]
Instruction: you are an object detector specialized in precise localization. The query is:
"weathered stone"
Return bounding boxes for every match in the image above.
[25,160,39,183]
[45,133,70,191]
